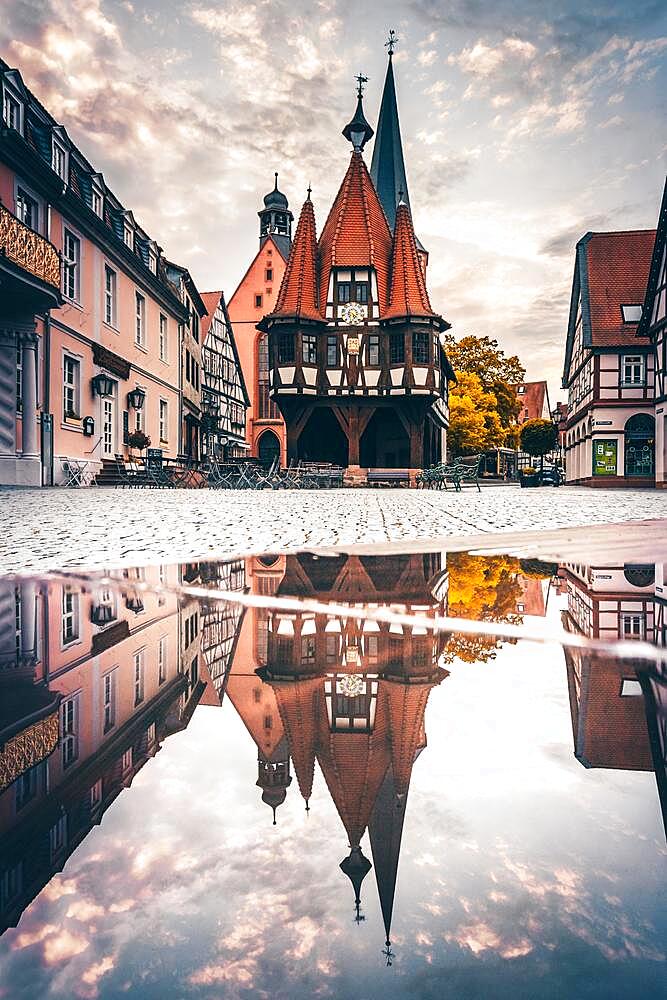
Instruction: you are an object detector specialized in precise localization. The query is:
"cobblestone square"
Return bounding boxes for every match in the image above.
[2,485,667,575]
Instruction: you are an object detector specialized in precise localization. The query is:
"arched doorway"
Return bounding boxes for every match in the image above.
[298,409,348,466]
[257,429,281,467]
[360,409,409,468]
[625,414,655,477]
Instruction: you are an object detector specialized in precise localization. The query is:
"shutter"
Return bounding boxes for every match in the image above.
[122,409,129,445]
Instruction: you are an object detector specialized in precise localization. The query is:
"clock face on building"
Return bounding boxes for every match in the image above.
[340,302,365,326]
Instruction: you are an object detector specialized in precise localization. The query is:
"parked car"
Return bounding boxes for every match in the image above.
[539,464,563,487]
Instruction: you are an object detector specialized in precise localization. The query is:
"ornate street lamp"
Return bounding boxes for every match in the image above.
[91,373,115,397]
[127,387,146,410]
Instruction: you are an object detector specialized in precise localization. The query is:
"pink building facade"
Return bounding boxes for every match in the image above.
[0,60,192,485]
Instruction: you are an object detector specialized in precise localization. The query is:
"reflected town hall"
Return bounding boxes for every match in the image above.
[1,549,666,959]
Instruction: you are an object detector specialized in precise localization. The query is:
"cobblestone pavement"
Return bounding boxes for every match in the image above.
[2,484,667,575]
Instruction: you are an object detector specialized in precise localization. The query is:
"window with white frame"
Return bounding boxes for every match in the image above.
[621,355,645,386]
[62,355,80,419]
[620,613,645,640]
[135,292,146,347]
[91,184,103,218]
[49,814,67,858]
[62,229,80,301]
[103,668,117,732]
[159,314,168,361]
[15,187,38,232]
[3,87,22,131]
[133,650,144,706]
[123,220,133,249]
[621,305,643,324]
[148,249,157,274]
[61,694,79,768]
[134,397,144,432]
[62,588,79,644]
[89,779,103,809]
[0,863,23,909]
[159,399,168,442]
[158,636,167,684]
[51,140,67,182]
[104,265,117,326]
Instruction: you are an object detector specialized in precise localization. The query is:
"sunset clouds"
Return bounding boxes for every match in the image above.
[0,0,664,396]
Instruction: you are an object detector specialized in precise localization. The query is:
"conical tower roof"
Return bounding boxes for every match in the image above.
[317,151,393,315]
[270,676,321,802]
[368,765,407,948]
[384,200,436,321]
[272,193,323,322]
[370,53,411,232]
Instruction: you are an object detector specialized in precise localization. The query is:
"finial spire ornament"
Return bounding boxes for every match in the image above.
[306,184,312,202]
[342,75,374,152]
[274,171,279,189]
[382,940,395,966]
[385,29,398,57]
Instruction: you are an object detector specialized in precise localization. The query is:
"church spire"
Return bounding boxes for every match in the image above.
[370,33,415,235]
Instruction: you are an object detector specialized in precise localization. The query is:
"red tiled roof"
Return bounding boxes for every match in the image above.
[384,201,434,319]
[272,197,322,321]
[515,380,549,422]
[200,290,223,341]
[585,230,655,346]
[317,151,393,314]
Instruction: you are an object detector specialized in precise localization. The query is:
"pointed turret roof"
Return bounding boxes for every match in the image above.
[370,52,411,233]
[317,151,393,314]
[272,193,323,322]
[384,200,435,320]
[270,676,321,802]
[368,765,407,949]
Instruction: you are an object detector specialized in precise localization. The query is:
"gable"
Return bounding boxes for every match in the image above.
[638,178,667,339]
[228,236,287,318]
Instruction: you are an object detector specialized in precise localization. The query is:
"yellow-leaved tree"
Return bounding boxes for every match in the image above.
[448,371,504,456]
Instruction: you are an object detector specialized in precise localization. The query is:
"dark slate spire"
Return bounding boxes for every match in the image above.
[370,36,416,237]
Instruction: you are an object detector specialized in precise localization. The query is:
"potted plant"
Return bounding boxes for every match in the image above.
[519,419,559,486]
[518,465,540,487]
[127,430,151,457]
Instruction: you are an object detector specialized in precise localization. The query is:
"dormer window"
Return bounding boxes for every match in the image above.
[123,221,133,249]
[517,385,526,394]
[148,250,157,274]
[621,304,643,323]
[337,282,351,303]
[2,87,22,133]
[356,282,369,303]
[52,139,68,182]
[91,183,103,218]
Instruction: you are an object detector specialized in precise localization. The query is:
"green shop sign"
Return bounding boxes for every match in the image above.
[593,439,617,476]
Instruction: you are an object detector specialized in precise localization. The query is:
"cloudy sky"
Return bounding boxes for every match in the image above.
[2,0,666,399]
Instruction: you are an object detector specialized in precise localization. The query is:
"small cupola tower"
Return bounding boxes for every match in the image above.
[259,173,293,258]
[256,739,292,825]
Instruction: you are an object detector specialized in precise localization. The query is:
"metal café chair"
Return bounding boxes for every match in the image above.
[61,458,83,487]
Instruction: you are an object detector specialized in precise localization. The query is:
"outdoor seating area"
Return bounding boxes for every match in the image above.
[417,455,483,492]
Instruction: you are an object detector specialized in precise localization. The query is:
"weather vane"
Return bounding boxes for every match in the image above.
[355,73,368,98]
[386,29,398,56]
[382,940,395,967]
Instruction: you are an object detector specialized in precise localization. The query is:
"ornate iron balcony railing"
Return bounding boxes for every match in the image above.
[0,202,61,291]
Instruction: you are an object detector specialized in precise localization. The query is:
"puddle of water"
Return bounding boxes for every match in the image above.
[0,533,665,999]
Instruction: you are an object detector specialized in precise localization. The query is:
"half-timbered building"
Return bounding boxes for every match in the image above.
[259,61,453,480]
[562,230,656,485]
[200,292,249,460]
[637,179,667,486]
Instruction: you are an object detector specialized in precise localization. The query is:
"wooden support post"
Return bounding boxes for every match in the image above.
[349,406,360,467]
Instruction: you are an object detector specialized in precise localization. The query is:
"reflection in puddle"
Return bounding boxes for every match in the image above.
[0,548,665,998]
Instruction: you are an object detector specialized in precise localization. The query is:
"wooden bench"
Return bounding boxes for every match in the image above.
[366,468,411,487]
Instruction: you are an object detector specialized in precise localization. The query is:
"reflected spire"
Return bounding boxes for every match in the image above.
[340,845,372,922]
